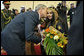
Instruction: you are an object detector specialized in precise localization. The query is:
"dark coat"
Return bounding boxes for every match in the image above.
[1,11,41,55]
[68,8,76,24]
[66,1,83,55]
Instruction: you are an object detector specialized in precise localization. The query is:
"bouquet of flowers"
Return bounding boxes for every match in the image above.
[42,26,68,55]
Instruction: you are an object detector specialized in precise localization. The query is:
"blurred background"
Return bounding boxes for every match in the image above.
[1,1,77,12]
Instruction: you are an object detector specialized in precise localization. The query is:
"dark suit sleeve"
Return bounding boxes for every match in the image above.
[66,2,83,55]
[24,13,41,44]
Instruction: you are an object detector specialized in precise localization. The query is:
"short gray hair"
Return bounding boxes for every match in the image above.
[35,4,47,12]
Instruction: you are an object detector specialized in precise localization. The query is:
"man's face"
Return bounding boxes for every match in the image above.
[40,7,47,18]
[4,4,10,9]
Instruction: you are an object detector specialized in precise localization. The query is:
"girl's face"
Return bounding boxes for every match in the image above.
[47,9,53,20]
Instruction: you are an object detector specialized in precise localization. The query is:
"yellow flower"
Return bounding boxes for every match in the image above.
[63,40,68,44]
[50,35,53,39]
[61,45,64,48]
[55,33,59,36]
[53,32,57,35]
[61,34,64,37]
[50,31,54,34]
[57,42,62,47]
[58,25,62,30]
[58,33,62,37]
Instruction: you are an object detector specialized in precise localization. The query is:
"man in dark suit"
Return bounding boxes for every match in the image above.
[66,1,83,55]
[1,4,47,55]
[68,3,76,25]
[20,6,25,13]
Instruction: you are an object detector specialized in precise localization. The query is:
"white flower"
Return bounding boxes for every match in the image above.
[46,33,50,37]
[54,35,59,40]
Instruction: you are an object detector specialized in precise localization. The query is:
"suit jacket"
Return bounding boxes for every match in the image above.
[66,1,83,55]
[1,11,41,55]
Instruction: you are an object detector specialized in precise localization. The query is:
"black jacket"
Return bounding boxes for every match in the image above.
[1,11,41,55]
[68,8,76,24]
[66,1,83,55]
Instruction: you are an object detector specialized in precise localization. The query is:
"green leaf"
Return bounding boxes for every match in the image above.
[43,35,64,55]
[46,42,51,55]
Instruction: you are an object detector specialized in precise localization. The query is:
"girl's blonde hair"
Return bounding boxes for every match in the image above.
[47,8,59,28]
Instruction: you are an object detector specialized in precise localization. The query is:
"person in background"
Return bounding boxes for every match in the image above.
[12,8,15,15]
[14,9,19,16]
[12,9,19,16]
[67,3,76,25]
[27,8,32,11]
[1,1,14,31]
[20,6,25,13]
